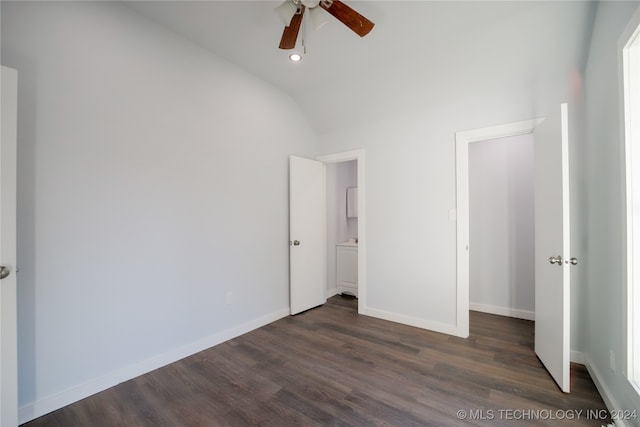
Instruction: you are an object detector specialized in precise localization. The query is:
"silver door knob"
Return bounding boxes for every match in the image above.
[549,256,563,265]
[566,257,578,265]
[0,266,10,280]
[293,240,300,246]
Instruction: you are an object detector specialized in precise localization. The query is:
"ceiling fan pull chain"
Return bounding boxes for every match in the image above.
[302,10,309,54]
[302,33,307,55]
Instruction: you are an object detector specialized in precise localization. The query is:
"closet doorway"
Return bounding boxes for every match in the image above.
[456,108,573,392]
[468,134,535,321]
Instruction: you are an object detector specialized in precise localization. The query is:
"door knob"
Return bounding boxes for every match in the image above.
[0,266,10,280]
[292,240,300,246]
[566,257,578,265]
[548,256,563,265]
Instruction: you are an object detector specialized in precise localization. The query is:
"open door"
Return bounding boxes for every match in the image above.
[1,66,19,426]
[534,103,571,393]
[289,156,326,314]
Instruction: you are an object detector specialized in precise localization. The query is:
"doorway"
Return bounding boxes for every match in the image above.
[325,160,358,312]
[468,134,535,321]
[455,118,542,338]
[456,108,573,392]
[289,150,366,315]
[317,150,366,314]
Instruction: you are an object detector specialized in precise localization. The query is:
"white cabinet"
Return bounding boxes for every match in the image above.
[337,243,358,297]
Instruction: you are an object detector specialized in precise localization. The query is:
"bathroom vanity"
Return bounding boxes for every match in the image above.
[336,242,358,297]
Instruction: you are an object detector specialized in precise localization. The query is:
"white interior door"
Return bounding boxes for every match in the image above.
[289,156,326,315]
[1,66,19,426]
[534,103,571,393]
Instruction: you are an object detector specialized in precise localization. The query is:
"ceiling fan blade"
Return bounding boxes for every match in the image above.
[320,0,374,37]
[279,5,306,49]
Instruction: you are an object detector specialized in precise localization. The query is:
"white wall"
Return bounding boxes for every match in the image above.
[325,160,357,294]
[1,1,316,422]
[582,1,640,420]
[469,134,535,319]
[316,2,595,337]
[317,103,528,333]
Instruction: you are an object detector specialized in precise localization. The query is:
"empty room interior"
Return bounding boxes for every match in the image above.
[2,0,640,425]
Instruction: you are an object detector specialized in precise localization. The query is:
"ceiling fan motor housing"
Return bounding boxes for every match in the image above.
[301,0,333,10]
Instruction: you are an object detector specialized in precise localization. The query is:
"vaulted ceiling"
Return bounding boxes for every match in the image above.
[125,1,597,133]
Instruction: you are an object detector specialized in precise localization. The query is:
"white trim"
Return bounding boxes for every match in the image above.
[317,149,366,315]
[560,102,572,393]
[469,303,534,321]
[316,149,363,164]
[619,5,640,397]
[364,307,460,337]
[326,287,339,298]
[455,119,543,338]
[322,160,328,307]
[18,308,289,424]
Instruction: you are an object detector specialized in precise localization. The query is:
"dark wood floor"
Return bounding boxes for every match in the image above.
[24,295,610,426]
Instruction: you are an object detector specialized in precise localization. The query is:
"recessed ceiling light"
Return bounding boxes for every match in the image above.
[289,53,302,62]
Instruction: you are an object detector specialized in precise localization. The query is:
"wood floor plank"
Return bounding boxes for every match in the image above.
[22,295,611,426]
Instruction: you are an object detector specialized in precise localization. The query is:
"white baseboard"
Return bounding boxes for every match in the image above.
[571,350,585,365]
[326,287,339,298]
[18,308,290,424]
[584,355,631,427]
[469,302,535,321]
[364,307,460,337]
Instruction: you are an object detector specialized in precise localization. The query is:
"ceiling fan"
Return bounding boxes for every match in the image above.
[275,0,375,50]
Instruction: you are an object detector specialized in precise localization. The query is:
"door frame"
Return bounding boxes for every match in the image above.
[316,149,366,314]
[455,119,542,338]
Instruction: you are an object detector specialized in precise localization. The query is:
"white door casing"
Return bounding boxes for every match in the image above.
[1,65,19,426]
[456,118,542,338]
[289,156,326,315]
[534,103,571,393]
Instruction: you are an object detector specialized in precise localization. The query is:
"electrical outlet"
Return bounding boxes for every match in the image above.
[609,350,616,373]
[225,291,233,305]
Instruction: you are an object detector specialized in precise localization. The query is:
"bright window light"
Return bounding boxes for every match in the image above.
[623,19,640,392]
